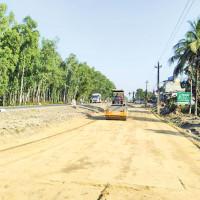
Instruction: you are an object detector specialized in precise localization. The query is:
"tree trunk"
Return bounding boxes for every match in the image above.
[36,84,41,104]
[43,90,46,102]
[189,79,192,114]
[49,89,51,102]
[9,92,12,105]
[27,88,30,104]
[195,66,199,116]
[24,94,27,105]
[19,53,26,106]
[2,95,5,106]
[63,85,66,103]
[46,90,48,102]
[19,63,25,105]
[14,91,17,106]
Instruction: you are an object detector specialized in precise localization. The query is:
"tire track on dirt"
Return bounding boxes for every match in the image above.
[97,183,110,200]
[0,120,97,166]
[0,120,95,153]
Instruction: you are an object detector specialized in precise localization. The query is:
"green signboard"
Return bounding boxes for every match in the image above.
[177,92,190,103]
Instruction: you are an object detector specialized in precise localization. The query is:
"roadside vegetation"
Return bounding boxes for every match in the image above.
[134,88,156,102]
[151,18,200,141]
[0,4,115,106]
[169,18,200,116]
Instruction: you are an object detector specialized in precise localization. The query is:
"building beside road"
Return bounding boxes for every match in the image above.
[162,77,185,103]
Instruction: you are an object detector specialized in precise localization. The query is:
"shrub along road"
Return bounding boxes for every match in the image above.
[0,104,199,199]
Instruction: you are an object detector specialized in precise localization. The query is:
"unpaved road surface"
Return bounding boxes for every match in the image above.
[0,104,200,199]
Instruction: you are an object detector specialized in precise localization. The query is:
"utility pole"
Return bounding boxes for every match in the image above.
[145,80,148,107]
[128,92,131,102]
[155,62,162,115]
[132,91,135,102]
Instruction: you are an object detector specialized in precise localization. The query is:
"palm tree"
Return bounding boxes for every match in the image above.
[187,19,200,116]
[169,38,195,114]
[169,19,200,116]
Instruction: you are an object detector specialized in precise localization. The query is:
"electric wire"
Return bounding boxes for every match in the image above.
[158,0,192,61]
[169,0,195,46]
[146,0,195,91]
[146,0,191,90]
[158,0,195,85]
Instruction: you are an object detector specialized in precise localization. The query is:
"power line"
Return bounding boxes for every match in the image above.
[170,0,195,43]
[147,71,157,90]
[159,0,194,81]
[145,67,155,81]
[148,0,193,86]
[148,0,195,92]
[158,0,193,61]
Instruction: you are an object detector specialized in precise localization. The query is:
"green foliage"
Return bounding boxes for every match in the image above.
[0,4,115,105]
[179,105,189,114]
[135,88,156,102]
[166,96,177,112]
[135,88,145,101]
[169,18,200,115]
[147,92,156,101]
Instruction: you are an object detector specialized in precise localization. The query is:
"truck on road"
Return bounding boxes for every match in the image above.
[91,93,102,103]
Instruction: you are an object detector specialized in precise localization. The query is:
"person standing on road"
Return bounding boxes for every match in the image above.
[80,99,83,105]
[72,99,76,108]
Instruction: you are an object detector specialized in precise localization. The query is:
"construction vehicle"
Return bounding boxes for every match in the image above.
[104,89,128,120]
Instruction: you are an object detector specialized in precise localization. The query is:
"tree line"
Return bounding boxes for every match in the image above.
[133,89,156,102]
[0,4,115,105]
[169,18,200,115]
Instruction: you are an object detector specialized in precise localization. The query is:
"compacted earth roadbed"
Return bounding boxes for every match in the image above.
[0,104,199,199]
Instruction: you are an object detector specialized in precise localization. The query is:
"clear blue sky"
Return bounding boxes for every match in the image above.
[2,0,200,95]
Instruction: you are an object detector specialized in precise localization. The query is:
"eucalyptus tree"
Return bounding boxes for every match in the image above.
[0,4,10,101]
[0,4,9,36]
[90,69,115,100]
[1,27,22,104]
[0,4,116,105]
[76,62,93,101]
[59,60,68,103]
[13,16,40,105]
[39,38,62,103]
[0,4,18,104]
[65,54,79,101]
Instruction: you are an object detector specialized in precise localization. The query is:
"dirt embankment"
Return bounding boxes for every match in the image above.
[156,107,200,147]
[0,104,107,144]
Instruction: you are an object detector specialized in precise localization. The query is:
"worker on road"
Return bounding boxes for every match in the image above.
[114,93,119,104]
[119,95,122,104]
[72,99,76,108]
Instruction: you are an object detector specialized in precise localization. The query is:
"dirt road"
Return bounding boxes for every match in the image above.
[0,105,200,199]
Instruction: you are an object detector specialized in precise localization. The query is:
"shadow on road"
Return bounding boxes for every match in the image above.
[146,129,181,136]
[129,110,150,114]
[130,116,161,122]
[127,104,135,108]
[80,104,104,113]
[85,113,105,120]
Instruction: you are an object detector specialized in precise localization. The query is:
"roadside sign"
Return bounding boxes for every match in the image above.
[168,76,174,81]
[177,92,190,103]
